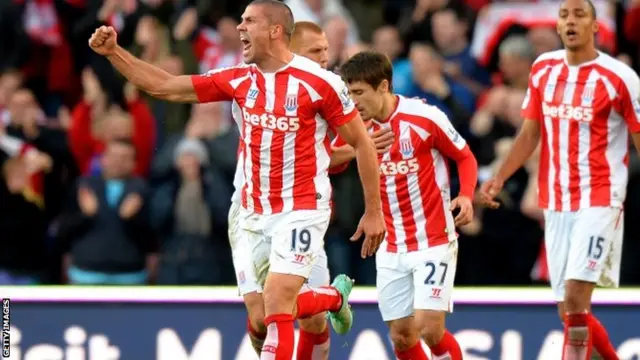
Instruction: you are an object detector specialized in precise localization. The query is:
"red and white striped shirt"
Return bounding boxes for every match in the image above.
[332,96,476,253]
[521,50,640,211]
[191,55,357,214]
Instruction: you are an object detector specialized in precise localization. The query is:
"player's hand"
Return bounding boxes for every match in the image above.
[89,26,118,56]
[371,127,393,154]
[478,177,504,209]
[450,195,473,226]
[351,210,386,258]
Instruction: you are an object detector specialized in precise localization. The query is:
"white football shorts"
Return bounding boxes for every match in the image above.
[376,240,458,322]
[228,202,330,295]
[544,207,623,302]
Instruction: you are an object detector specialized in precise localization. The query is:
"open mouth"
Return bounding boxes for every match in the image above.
[241,39,251,51]
[566,29,577,39]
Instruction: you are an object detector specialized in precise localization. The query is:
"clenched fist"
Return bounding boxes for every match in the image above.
[89,26,118,56]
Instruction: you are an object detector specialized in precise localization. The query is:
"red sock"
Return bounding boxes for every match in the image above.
[562,313,593,360]
[261,314,295,360]
[296,326,330,360]
[588,314,619,360]
[295,286,342,319]
[395,342,429,360]
[429,331,462,360]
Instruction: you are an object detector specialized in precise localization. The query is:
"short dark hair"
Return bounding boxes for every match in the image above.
[250,0,295,38]
[586,0,597,20]
[339,51,393,91]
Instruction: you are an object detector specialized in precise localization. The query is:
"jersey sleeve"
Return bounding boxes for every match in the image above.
[521,75,543,121]
[317,72,358,128]
[190,66,240,103]
[616,72,640,133]
[428,108,469,161]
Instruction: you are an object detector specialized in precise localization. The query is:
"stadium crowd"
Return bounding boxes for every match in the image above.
[1,0,640,287]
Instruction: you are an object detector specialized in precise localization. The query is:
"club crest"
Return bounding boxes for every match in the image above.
[284,94,298,112]
[399,137,414,157]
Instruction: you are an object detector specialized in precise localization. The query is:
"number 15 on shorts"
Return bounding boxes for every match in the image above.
[588,236,605,260]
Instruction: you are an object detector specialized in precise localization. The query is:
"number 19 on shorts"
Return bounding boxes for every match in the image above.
[291,228,311,252]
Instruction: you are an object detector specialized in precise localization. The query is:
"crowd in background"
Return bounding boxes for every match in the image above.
[2,0,640,287]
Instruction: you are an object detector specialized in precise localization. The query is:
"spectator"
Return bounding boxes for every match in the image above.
[68,60,156,177]
[408,43,474,127]
[0,71,23,118]
[0,130,52,284]
[5,88,77,220]
[431,7,490,96]
[498,35,536,90]
[286,0,360,46]
[59,138,156,285]
[372,26,413,95]
[150,138,231,285]
[527,26,562,58]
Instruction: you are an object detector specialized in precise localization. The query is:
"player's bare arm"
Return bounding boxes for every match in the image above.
[329,126,394,168]
[329,145,356,168]
[335,115,386,258]
[89,26,199,103]
[479,118,540,208]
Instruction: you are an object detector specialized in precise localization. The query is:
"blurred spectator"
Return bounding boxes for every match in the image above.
[372,26,413,95]
[59,138,156,285]
[5,88,77,221]
[286,0,360,46]
[498,35,536,90]
[0,135,51,284]
[397,0,452,46]
[431,7,490,96]
[68,61,156,177]
[150,137,231,285]
[0,71,23,118]
[527,26,562,58]
[408,43,474,126]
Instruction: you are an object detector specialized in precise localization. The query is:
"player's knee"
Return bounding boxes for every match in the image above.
[388,320,419,351]
[299,313,327,334]
[263,274,305,314]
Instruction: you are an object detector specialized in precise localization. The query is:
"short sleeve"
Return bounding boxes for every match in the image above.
[428,108,469,162]
[616,72,640,133]
[521,76,543,121]
[190,66,240,103]
[317,72,358,128]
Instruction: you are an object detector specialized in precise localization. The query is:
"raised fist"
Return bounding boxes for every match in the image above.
[89,26,118,56]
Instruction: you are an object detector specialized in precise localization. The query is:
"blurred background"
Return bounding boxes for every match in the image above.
[1,0,640,288]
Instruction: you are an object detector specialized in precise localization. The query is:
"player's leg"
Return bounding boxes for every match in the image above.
[261,210,350,359]
[377,250,429,359]
[228,202,268,355]
[557,303,615,360]
[245,292,267,355]
[296,252,331,360]
[413,241,462,360]
[562,207,623,360]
